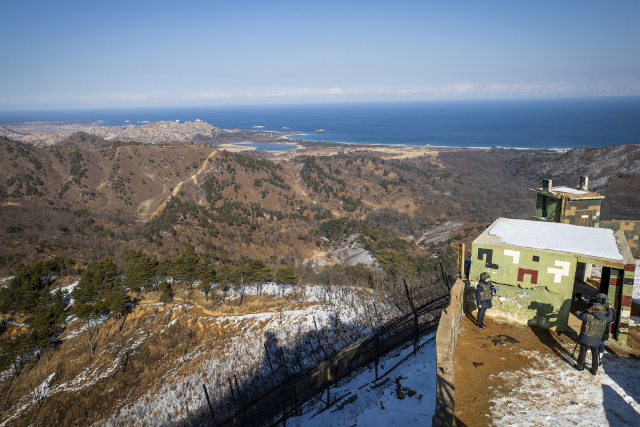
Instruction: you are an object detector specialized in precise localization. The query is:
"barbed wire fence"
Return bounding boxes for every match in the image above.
[189,268,453,427]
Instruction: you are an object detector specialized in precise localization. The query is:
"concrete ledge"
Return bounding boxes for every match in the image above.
[432,279,465,427]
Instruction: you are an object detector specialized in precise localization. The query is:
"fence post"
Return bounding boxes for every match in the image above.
[440,262,449,291]
[459,242,465,279]
[282,385,287,427]
[234,373,247,420]
[228,377,240,420]
[279,348,291,380]
[404,278,418,353]
[202,384,218,427]
[265,343,277,380]
[327,364,331,408]
[414,311,419,353]
[375,335,379,380]
[313,316,329,358]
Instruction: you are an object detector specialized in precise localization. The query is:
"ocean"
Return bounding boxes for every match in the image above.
[1,98,639,149]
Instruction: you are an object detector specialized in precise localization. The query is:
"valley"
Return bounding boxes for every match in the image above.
[0,121,639,425]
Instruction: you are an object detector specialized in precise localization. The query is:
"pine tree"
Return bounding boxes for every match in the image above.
[198,261,217,300]
[169,244,202,285]
[124,250,159,292]
[275,266,298,285]
[0,257,72,372]
[72,258,130,318]
[27,291,66,347]
[247,259,272,296]
[217,264,234,290]
[158,279,173,302]
[248,260,272,283]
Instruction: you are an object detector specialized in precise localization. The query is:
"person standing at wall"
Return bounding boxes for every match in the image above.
[575,302,613,375]
[597,294,615,365]
[476,272,496,329]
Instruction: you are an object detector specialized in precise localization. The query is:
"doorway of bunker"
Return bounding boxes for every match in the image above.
[570,264,619,340]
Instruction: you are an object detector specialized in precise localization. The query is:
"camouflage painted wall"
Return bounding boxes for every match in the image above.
[470,243,576,331]
[600,221,640,257]
[532,195,601,227]
[563,199,601,227]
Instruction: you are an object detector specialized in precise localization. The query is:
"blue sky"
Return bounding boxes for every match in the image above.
[1,0,639,110]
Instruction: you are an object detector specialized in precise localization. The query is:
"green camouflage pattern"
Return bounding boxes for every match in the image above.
[478,282,493,301]
[562,199,602,227]
[532,194,602,227]
[599,220,640,257]
[580,312,607,340]
[470,243,576,331]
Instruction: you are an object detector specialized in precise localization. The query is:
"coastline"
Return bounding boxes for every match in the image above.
[283,135,570,152]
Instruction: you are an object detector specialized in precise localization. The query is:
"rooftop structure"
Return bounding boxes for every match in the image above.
[470,218,635,344]
[530,176,604,227]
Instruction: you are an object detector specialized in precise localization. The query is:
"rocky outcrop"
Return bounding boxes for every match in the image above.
[20,131,67,147]
[512,144,640,187]
[0,126,24,140]
[79,120,222,144]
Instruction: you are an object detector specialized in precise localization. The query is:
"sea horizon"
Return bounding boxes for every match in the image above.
[1,97,640,149]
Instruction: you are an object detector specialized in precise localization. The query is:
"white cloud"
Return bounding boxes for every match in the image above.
[327,86,343,95]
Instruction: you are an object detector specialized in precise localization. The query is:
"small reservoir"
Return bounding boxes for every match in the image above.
[244,143,296,151]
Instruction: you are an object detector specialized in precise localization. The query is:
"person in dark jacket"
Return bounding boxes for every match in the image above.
[475,272,496,329]
[598,294,616,365]
[575,302,614,375]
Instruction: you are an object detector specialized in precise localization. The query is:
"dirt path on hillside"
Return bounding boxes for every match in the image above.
[147,149,218,219]
[452,315,640,426]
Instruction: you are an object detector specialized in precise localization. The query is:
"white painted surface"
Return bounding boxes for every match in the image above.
[490,219,623,261]
[504,249,520,264]
[547,260,571,283]
[551,186,588,195]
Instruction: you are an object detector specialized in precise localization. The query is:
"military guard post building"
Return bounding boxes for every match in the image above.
[469,218,636,345]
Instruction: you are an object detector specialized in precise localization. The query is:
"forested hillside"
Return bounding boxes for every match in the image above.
[1,135,639,425]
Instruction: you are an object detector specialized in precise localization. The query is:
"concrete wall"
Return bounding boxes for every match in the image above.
[470,243,576,331]
[432,279,465,427]
[600,220,640,257]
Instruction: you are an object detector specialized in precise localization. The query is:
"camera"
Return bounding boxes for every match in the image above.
[573,292,607,308]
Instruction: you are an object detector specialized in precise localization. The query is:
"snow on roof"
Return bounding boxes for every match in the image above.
[551,186,587,195]
[488,219,623,260]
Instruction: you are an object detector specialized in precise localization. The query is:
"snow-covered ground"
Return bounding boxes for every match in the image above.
[490,350,640,426]
[413,221,464,246]
[0,282,402,426]
[287,334,437,427]
[97,286,397,426]
[310,234,377,267]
